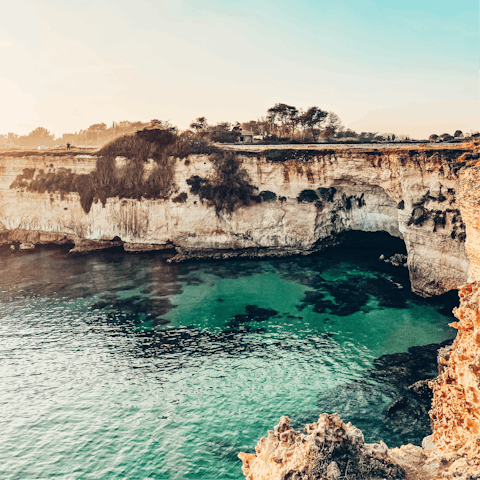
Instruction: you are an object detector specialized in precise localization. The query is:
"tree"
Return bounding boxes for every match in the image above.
[27,126,55,140]
[440,133,454,142]
[454,130,463,138]
[301,107,328,141]
[429,134,439,142]
[326,112,344,136]
[320,126,335,140]
[336,129,358,139]
[209,122,240,143]
[392,134,396,141]
[18,127,55,147]
[87,123,107,133]
[357,131,378,142]
[267,103,299,137]
[147,119,174,131]
[190,117,210,136]
[6,132,19,145]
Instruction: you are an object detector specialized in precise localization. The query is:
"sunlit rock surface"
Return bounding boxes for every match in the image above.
[429,282,480,474]
[238,414,405,480]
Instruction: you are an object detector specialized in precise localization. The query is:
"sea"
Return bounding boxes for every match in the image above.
[0,233,457,479]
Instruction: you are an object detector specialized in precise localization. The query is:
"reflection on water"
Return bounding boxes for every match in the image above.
[0,237,457,479]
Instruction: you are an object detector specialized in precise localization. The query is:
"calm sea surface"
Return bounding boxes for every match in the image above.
[0,240,456,479]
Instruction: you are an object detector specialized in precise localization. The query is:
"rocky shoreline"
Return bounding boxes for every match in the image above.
[238,283,480,480]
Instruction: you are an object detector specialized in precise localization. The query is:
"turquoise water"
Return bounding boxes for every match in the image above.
[0,242,456,479]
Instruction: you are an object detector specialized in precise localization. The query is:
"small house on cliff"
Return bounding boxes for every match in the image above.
[237,130,254,143]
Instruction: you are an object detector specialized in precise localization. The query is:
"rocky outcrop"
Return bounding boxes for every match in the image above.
[429,282,480,466]
[456,155,480,283]
[68,237,124,255]
[0,143,476,296]
[238,413,480,480]
[237,414,480,480]
[238,284,480,480]
[238,414,405,480]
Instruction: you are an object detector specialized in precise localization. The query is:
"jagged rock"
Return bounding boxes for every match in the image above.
[437,344,453,374]
[9,244,15,250]
[68,238,123,256]
[386,396,408,415]
[19,242,35,250]
[326,461,341,479]
[238,414,406,480]
[430,282,480,461]
[422,434,435,451]
[123,242,174,252]
[382,252,408,267]
[408,379,432,398]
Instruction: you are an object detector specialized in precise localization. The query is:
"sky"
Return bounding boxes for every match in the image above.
[1,0,478,138]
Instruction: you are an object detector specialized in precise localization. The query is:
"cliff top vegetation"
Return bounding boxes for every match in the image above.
[2,105,477,150]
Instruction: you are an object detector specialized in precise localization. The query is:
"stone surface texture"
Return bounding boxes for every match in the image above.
[457,162,480,283]
[429,282,480,465]
[238,414,480,480]
[1,143,476,297]
[238,414,405,480]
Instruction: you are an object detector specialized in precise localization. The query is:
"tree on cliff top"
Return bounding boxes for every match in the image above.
[87,123,107,133]
[267,103,299,137]
[300,107,328,141]
[18,127,56,147]
[189,117,210,137]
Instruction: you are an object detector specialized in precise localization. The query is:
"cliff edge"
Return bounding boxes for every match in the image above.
[1,142,477,297]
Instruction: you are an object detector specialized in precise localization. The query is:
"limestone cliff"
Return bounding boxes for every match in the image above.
[456,159,480,282]
[0,143,475,296]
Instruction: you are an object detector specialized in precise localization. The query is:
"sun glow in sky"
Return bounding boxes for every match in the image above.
[1,0,478,137]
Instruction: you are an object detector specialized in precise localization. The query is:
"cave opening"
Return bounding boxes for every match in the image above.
[317,230,459,317]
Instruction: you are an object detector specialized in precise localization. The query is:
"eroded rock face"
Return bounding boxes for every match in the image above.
[456,162,480,283]
[429,282,480,463]
[238,414,405,480]
[239,412,480,480]
[0,144,475,296]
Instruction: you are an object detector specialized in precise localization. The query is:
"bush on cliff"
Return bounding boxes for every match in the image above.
[259,190,277,202]
[186,151,256,214]
[297,189,319,203]
[10,131,181,214]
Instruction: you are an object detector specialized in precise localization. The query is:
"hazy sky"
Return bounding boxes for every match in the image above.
[1,0,478,137]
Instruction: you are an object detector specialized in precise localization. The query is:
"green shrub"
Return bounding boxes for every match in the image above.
[186,151,256,214]
[317,187,336,202]
[297,190,319,203]
[260,190,277,201]
[172,192,188,203]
